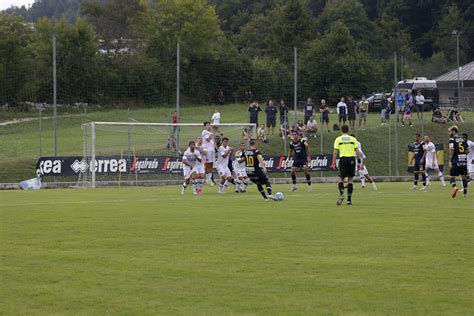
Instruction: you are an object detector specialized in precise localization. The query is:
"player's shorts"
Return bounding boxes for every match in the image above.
[358,165,368,176]
[321,113,329,123]
[425,159,439,170]
[183,166,195,179]
[293,159,307,169]
[217,165,232,178]
[348,112,356,120]
[266,117,276,128]
[248,171,268,185]
[234,168,247,178]
[359,112,368,119]
[203,147,215,164]
[450,165,468,177]
[414,161,425,173]
[338,157,356,178]
[192,164,205,175]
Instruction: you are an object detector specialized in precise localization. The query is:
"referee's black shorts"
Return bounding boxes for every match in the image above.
[338,157,356,178]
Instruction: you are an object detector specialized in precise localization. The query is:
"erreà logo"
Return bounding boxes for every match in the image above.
[37,159,62,176]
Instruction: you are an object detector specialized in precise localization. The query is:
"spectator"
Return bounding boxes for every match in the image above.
[319,99,330,132]
[304,98,315,124]
[380,94,388,126]
[346,96,356,129]
[406,89,414,116]
[297,120,306,136]
[358,96,369,129]
[211,108,222,135]
[432,107,448,124]
[257,125,268,143]
[402,101,413,127]
[449,108,464,123]
[217,89,225,105]
[396,91,405,122]
[171,111,178,138]
[337,97,348,127]
[306,116,318,138]
[415,90,425,119]
[248,101,261,126]
[279,99,289,130]
[265,100,278,135]
[384,98,391,126]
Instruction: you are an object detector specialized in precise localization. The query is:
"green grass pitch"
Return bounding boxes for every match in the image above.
[1,183,473,314]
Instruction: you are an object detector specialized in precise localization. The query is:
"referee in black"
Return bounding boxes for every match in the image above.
[330,125,361,205]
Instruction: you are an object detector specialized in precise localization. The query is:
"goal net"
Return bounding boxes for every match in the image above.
[79,122,256,187]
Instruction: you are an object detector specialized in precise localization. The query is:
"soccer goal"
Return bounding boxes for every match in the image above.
[79,122,256,188]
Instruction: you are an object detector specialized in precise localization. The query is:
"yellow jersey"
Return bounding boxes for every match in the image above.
[334,134,358,157]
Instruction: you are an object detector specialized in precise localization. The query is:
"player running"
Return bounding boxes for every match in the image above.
[448,126,469,198]
[420,135,446,188]
[233,143,249,193]
[354,137,377,190]
[201,122,216,186]
[181,141,203,195]
[241,139,275,201]
[289,131,312,192]
[331,125,361,205]
[409,133,428,190]
[216,137,235,193]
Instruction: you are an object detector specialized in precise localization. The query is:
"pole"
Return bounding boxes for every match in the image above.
[39,106,43,157]
[456,33,460,107]
[394,52,399,176]
[401,55,404,80]
[128,107,131,158]
[53,34,57,157]
[293,47,297,123]
[176,42,180,154]
[388,122,392,176]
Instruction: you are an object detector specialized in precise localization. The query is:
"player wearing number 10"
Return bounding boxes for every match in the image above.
[240,139,275,201]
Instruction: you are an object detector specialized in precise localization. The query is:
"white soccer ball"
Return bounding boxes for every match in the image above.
[274,192,285,201]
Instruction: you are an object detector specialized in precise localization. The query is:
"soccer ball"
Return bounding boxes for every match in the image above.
[274,192,285,201]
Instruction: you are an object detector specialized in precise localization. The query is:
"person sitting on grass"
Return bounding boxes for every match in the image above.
[306,116,318,138]
[257,125,268,143]
[449,108,464,124]
[432,107,448,124]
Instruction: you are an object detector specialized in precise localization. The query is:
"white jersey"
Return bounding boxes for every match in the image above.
[233,157,246,172]
[216,145,231,168]
[357,141,366,160]
[423,142,437,162]
[201,129,214,149]
[467,140,474,173]
[211,112,221,125]
[194,145,206,167]
[182,148,201,167]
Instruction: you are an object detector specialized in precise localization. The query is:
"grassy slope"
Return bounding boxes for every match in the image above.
[1,104,473,182]
[1,183,473,314]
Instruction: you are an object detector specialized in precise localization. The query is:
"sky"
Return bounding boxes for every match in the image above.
[0,0,34,10]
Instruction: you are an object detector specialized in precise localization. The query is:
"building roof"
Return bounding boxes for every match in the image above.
[435,61,474,82]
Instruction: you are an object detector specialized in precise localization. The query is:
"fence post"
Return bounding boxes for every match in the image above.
[293,47,297,123]
[53,34,58,157]
[176,42,180,155]
[394,52,399,176]
[39,106,43,157]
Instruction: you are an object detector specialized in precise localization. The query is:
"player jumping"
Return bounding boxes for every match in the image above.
[181,141,203,195]
[289,131,312,192]
[201,122,215,186]
[233,143,249,193]
[241,139,275,201]
[420,135,446,188]
[448,126,469,198]
[331,125,361,205]
[216,137,235,193]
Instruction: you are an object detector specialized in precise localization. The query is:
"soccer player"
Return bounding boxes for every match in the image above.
[448,126,469,198]
[409,133,428,190]
[201,122,215,186]
[216,137,235,193]
[241,139,275,201]
[181,141,203,195]
[331,125,361,205]
[353,137,377,190]
[421,135,446,187]
[289,131,312,192]
[193,137,207,193]
[463,133,474,182]
[233,143,249,193]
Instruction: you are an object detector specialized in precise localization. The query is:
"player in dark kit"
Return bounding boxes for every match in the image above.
[240,139,275,201]
[409,133,428,190]
[289,131,312,192]
[448,126,469,198]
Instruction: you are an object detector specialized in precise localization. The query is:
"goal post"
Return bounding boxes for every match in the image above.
[79,121,257,188]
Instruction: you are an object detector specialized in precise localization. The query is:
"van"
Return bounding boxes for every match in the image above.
[396,77,439,110]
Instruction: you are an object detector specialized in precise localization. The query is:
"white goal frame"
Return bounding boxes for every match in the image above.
[82,121,257,188]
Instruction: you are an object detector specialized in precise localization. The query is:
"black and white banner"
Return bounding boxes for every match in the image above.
[36,154,333,177]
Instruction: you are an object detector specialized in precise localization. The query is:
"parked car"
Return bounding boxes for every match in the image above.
[367,93,391,112]
[397,77,439,111]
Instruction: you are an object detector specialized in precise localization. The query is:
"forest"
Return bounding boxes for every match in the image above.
[1,0,473,107]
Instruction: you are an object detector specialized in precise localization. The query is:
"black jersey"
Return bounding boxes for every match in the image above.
[290,139,308,161]
[241,149,264,175]
[413,141,425,163]
[449,135,468,166]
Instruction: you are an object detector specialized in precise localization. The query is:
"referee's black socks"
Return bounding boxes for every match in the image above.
[338,182,344,196]
[347,183,353,201]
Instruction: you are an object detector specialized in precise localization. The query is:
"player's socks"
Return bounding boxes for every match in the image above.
[372,182,377,190]
[450,177,456,188]
[360,176,366,187]
[306,174,311,186]
[291,174,296,185]
[266,182,273,196]
[422,173,427,187]
[234,180,241,192]
[257,184,267,199]
[414,173,419,186]
[338,182,344,196]
[438,172,446,185]
[347,183,353,201]
[462,178,468,195]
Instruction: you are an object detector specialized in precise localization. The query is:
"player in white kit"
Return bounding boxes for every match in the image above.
[201,122,216,186]
[216,137,235,193]
[181,141,203,195]
[463,133,474,180]
[233,143,249,193]
[355,140,377,190]
[421,135,446,188]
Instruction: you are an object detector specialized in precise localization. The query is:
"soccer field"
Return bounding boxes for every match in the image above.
[1,183,473,314]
